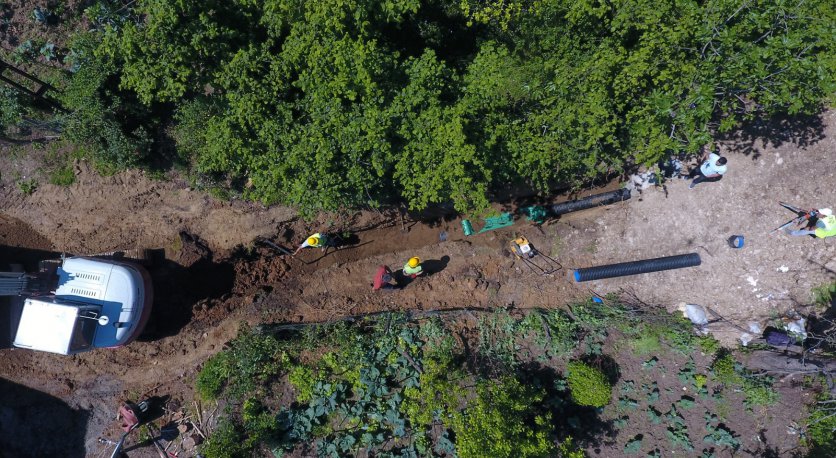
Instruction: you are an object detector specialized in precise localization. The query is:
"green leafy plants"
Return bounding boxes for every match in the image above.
[806,393,836,456]
[812,281,836,308]
[624,434,643,454]
[665,405,694,451]
[48,165,75,186]
[199,418,246,458]
[703,413,740,451]
[566,361,612,407]
[16,178,38,195]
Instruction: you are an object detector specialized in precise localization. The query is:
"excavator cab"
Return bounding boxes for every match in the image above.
[509,236,562,275]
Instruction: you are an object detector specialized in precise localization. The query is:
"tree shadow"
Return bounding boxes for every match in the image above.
[0,377,88,458]
[515,362,616,451]
[716,113,826,160]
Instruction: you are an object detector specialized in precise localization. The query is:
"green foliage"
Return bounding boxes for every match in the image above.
[194,327,289,401]
[451,378,555,458]
[195,353,230,401]
[55,0,835,213]
[812,282,836,308]
[48,165,76,186]
[566,361,612,407]
[806,394,836,457]
[665,405,694,451]
[624,434,643,454]
[16,178,38,195]
[630,332,661,355]
[703,413,740,451]
[711,354,742,386]
[60,32,153,171]
[0,87,23,132]
[200,418,246,458]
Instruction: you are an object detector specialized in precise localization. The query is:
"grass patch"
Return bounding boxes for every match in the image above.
[48,164,76,186]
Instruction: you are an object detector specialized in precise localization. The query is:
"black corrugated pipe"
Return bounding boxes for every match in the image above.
[572,253,701,282]
[550,188,631,216]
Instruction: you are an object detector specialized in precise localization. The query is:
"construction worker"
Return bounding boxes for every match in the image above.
[789,208,836,238]
[293,233,331,255]
[373,265,399,290]
[403,257,423,278]
[689,146,728,189]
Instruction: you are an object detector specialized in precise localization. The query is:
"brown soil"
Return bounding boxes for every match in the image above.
[0,110,834,456]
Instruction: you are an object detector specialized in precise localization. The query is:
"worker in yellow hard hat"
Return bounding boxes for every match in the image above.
[403,257,423,278]
[293,233,332,256]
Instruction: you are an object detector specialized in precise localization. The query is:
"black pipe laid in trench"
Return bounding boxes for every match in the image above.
[572,253,701,282]
[550,188,631,216]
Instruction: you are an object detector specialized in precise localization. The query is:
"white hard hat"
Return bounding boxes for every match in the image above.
[819,208,833,216]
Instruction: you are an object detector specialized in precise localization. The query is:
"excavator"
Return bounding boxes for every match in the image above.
[1,253,153,355]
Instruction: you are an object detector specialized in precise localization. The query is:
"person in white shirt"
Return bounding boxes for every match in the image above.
[689,147,728,189]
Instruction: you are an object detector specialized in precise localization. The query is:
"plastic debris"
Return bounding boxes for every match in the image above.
[739,333,753,346]
[784,317,807,339]
[777,265,789,273]
[678,303,708,326]
[766,331,792,346]
[747,322,762,334]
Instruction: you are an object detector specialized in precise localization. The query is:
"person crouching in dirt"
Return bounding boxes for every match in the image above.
[789,208,836,239]
[293,233,332,256]
[373,265,400,291]
[688,146,728,189]
[403,257,423,279]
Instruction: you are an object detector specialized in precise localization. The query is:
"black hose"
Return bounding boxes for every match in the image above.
[572,253,701,282]
[550,188,631,216]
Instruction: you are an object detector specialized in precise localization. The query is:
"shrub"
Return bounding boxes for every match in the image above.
[711,354,742,386]
[195,353,230,401]
[566,361,612,407]
[200,418,246,458]
[49,165,76,186]
[452,378,555,458]
[807,395,836,457]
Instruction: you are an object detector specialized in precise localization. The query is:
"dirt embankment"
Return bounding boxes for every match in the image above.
[0,111,833,456]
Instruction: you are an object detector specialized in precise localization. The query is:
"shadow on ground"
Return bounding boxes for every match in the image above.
[0,377,88,458]
[717,113,826,160]
[142,233,235,339]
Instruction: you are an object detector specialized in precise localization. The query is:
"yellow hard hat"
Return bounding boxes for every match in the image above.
[408,257,420,268]
[307,236,319,246]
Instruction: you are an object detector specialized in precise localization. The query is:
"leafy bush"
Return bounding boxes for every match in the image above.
[806,395,836,457]
[200,419,246,458]
[71,0,836,213]
[48,165,76,186]
[566,361,612,407]
[452,378,555,458]
[195,353,229,401]
[0,87,22,132]
[16,178,38,195]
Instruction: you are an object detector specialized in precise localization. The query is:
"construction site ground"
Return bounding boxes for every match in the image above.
[0,111,834,457]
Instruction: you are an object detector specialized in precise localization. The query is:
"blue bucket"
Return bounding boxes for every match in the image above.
[728,235,744,248]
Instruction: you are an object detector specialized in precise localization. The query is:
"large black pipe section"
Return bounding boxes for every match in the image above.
[572,253,701,282]
[550,188,631,216]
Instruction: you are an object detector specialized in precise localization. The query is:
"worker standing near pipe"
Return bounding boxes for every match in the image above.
[689,146,728,189]
[788,208,836,238]
[293,233,332,255]
[403,257,423,278]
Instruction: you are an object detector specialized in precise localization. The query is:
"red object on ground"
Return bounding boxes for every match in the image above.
[373,265,392,290]
[119,403,141,432]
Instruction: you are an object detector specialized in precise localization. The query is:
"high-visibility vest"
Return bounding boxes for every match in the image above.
[403,262,422,276]
[815,215,836,238]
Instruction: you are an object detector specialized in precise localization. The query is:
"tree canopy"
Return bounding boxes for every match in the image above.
[66,0,836,213]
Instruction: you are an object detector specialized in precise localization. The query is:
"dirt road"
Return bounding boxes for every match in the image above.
[0,111,834,456]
